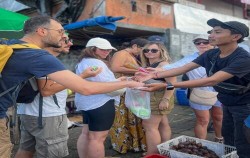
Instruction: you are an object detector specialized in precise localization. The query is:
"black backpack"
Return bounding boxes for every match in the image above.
[0,41,58,128]
[16,77,39,103]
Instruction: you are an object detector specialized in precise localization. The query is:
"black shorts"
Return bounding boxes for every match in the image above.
[82,99,115,131]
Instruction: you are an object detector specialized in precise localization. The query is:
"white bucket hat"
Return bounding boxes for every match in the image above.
[86,37,117,50]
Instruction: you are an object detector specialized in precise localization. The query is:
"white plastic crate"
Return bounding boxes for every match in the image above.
[157,135,238,158]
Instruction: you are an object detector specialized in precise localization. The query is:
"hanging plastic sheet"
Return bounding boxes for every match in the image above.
[63,16,125,31]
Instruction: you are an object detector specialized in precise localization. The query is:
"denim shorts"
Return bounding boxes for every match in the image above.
[19,114,69,157]
[190,100,222,110]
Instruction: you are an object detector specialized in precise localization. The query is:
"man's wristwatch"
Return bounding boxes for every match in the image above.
[166,82,174,90]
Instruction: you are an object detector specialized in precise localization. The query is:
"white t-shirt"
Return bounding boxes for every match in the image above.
[17,77,67,117]
[74,58,120,111]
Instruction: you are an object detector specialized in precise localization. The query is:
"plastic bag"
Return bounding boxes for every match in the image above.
[125,88,151,119]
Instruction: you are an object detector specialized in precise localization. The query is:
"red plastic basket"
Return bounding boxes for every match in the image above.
[144,154,169,158]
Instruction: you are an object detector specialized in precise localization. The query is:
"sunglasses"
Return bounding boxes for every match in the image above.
[65,39,73,44]
[142,49,159,53]
[43,28,65,35]
[194,41,209,45]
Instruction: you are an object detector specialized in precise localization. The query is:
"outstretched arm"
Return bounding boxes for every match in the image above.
[143,70,234,92]
[39,67,103,97]
[136,62,199,82]
[47,70,144,95]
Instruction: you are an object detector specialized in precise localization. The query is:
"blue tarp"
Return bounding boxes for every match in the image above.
[63,16,125,31]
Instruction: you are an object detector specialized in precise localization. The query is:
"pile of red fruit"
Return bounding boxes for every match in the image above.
[170,140,219,158]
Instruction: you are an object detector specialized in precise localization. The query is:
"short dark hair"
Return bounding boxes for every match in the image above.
[226,27,244,43]
[23,15,54,34]
[130,38,149,48]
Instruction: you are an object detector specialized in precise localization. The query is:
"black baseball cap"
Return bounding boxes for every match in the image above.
[207,18,249,38]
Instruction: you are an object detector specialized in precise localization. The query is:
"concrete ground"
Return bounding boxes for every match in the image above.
[65,104,215,158]
[12,104,216,158]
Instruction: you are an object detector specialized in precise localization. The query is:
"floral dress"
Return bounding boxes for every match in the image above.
[109,50,147,153]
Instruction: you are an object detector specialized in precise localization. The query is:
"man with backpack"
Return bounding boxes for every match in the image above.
[15,33,102,158]
[0,16,143,158]
[15,33,78,158]
[136,18,250,158]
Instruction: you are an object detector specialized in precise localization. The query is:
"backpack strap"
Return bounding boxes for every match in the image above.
[208,51,220,77]
[11,83,26,127]
[38,94,43,129]
[0,79,16,97]
[52,94,60,108]
[10,43,41,50]
[38,93,60,129]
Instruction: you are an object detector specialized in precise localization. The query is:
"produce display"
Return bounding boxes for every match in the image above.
[170,140,219,158]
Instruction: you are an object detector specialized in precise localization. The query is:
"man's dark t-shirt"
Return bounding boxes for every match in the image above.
[0,39,65,118]
[193,47,250,106]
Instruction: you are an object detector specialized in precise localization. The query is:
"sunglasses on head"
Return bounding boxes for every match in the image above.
[142,49,159,53]
[65,39,73,44]
[194,41,209,45]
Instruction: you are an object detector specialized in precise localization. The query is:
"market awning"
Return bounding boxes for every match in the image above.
[0,8,29,38]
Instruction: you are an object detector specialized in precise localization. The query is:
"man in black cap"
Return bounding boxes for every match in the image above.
[136,18,250,157]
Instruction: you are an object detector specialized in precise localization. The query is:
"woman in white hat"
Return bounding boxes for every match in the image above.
[75,37,121,158]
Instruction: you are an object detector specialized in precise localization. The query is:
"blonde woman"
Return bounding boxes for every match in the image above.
[140,42,176,155]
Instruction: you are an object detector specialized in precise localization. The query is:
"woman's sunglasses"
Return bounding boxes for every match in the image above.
[194,41,209,45]
[142,49,159,53]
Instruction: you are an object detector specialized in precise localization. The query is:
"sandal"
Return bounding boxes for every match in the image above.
[214,137,224,143]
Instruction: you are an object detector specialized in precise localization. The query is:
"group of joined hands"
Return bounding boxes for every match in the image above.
[83,66,170,92]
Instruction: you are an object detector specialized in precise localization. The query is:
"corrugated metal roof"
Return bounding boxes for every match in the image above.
[0,0,29,12]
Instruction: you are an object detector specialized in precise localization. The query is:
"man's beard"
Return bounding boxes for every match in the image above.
[43,37,61,48]
[53,47,69,54]
[45,42,61,48]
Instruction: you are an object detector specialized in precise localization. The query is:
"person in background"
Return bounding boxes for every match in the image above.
[136,18,250,158]
[163,35,223,142]
[75,37,123,158]
[140,41,176,155]
[118,41,130,51]
[15,34,101,158]
[109,38,149,154]
[238,43,250,52]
